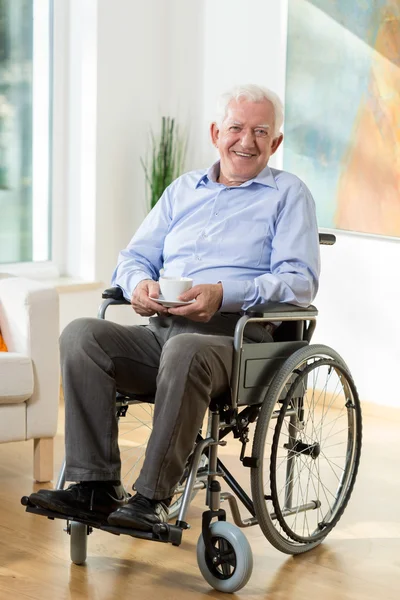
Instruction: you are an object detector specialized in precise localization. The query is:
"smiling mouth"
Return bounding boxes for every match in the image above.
[233,151,256,158]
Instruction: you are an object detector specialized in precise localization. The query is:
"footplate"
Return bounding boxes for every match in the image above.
[21,496,183,546]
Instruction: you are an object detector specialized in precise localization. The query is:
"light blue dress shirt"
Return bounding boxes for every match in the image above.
[111,162,320,312]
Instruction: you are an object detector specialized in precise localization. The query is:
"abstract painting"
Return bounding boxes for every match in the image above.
[284,0,400,237]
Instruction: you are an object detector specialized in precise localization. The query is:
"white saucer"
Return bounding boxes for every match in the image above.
[150,295,195,308]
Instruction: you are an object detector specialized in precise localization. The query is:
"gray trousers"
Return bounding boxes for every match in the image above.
[60,313,273,500]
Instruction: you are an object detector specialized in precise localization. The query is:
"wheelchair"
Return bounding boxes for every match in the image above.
[22,232,362,593]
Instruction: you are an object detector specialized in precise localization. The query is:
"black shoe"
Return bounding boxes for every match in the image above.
[107,492,171,531]
[28,482,128,523]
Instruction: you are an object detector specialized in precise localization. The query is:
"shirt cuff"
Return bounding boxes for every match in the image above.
[113,271,154,301]
[219,280,250,312]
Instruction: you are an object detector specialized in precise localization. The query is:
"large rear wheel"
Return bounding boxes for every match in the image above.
[251,345,362,554]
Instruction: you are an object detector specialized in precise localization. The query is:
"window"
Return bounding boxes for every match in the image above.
[0,0,52,264]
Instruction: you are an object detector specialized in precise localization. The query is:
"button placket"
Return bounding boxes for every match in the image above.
[212,189,223,219]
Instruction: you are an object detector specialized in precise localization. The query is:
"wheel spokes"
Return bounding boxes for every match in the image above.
[267,357,358,543]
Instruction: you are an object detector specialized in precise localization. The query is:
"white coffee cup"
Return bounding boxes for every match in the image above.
[159,276,193,301]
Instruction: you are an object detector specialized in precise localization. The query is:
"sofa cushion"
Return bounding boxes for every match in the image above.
[0,353,34,404]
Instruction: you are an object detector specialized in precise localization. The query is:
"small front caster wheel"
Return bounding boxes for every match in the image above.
[69,521,89,565]
[197,521,253,593]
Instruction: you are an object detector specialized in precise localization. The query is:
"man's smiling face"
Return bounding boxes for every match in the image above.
[210,98,283,186]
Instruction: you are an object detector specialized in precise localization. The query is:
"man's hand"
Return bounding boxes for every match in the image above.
[167,283,223,322]
[131,279,169,317]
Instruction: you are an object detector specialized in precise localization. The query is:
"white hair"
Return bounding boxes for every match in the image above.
[215,84,284,137]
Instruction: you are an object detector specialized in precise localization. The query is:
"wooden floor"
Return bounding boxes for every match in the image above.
[1,405,400,600]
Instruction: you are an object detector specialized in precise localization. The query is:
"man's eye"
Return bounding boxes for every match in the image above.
[255,129,268,136]
[229,126,241,132]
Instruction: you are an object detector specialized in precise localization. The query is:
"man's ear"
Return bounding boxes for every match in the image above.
[271,133,284,155]
[210,122,220,147]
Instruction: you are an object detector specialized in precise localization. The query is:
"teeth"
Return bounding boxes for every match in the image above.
[234,151,253,157]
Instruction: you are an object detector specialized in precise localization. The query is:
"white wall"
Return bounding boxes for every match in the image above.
[315,233,400,408]
[60,0,400,408]
[95,0,204,287]
[63,0,204,287]
[201,0,288,169]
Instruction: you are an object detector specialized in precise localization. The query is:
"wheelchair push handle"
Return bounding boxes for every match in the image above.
[319,233,336,245]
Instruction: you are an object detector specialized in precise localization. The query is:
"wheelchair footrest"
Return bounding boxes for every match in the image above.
[21,497,183,546]
[102,523,182,546]
[22,500,105,527]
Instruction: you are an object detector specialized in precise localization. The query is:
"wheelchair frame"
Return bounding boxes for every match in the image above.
[22,232,363,592]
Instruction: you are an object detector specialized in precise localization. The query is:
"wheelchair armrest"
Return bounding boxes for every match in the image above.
[244,302,318,320]
[102,286,130,305]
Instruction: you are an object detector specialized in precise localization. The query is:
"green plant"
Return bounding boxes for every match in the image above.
[141,116,187,210]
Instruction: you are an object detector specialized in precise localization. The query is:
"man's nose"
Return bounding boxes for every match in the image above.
[240,129,256,148]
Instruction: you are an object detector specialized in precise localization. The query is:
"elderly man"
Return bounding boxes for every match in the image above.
[29,84,320,531]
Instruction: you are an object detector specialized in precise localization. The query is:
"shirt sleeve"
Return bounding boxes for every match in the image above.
[111,187,173,300]
[219,181,321,311]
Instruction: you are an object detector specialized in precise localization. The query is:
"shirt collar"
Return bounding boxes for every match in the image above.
[195,160,277,189]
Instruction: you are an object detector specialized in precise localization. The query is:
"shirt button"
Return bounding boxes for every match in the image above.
[202,233,207,238]
[197,256,201,261]
[215,212,219,216]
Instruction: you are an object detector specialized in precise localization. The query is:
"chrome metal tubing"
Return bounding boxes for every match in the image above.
[305,319,317,342]
[272,408,297,419]
[176,437,215,523]
[270,500,321,521]
[220,492,258,528]
[98,299,112,319]
[208,411,221,512]
[97,298,126,319]
[56,460,66,490]
[231,315,251,408]
[284,411,298,509]
[174,480,207,495]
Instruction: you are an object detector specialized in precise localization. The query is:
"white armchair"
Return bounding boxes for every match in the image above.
[0,276,59,482]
